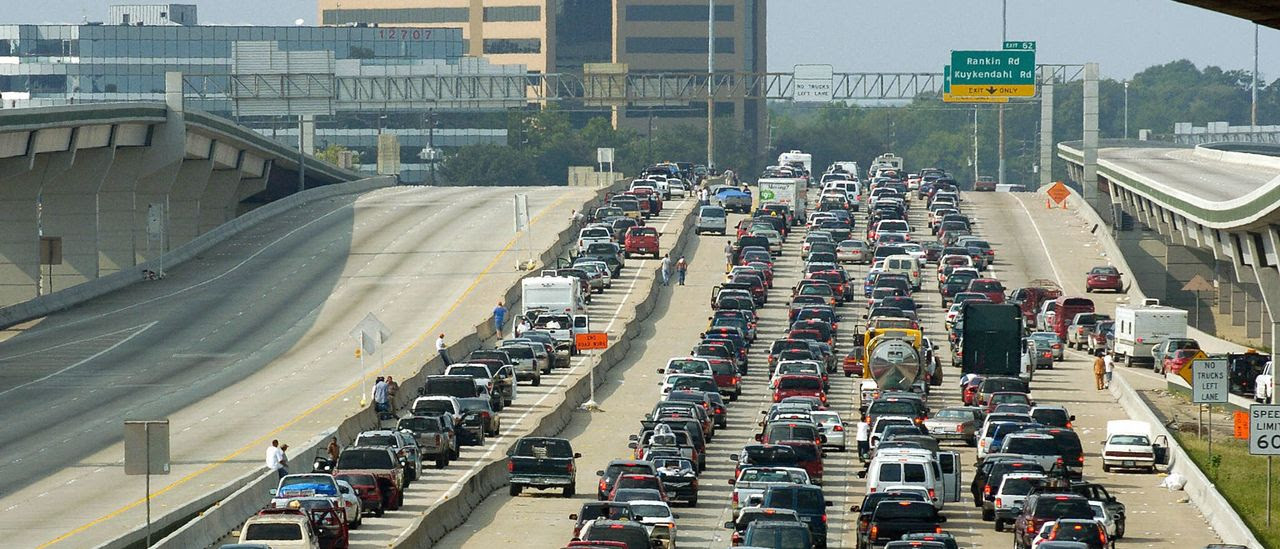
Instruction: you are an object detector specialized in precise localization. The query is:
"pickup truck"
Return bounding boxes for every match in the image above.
[507,437,581,497]
[333,446,405,512]
[624,226,661,259]
[864,500,946,547]
[730,466,811,511]
[532,312,589,356]
[397,415,458,468]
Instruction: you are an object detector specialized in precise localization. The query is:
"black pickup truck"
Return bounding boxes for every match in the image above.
[864,500,946,547]
[507,437,580,497]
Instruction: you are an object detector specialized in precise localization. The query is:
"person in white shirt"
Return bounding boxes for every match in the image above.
[1103,352,1115,388]
[436,333,451,365]
[856,421,871,460]
[266,439,287,478]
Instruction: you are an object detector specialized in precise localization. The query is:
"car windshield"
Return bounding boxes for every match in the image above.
[356,434,397,447]
[870,401,919,415]
[513,438,574,458]
[399,417,442,432]
[1002,437,1056,455]
[933,409,973,420]
[586,243,617,254]
[336,449,394,469]
[1111,434,1150,445]
[778,377,821,390]
[629,503,670,519]
[1032,409,1070,425]
[449,366,489,378]
[700,207,725,218]
[1090,267,1119,275]
[1001,476,1043,495]
[667,359,709,374]
[244,523,304,541]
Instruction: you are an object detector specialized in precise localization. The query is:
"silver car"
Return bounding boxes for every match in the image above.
[837,239,869,264]
[923,406,981,446]
[696,205,727,235]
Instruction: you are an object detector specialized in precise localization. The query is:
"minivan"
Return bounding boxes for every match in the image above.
[864,454,942,508]
[883,254,923,290]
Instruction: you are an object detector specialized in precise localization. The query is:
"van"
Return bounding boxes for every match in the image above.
[883,255,923,290]
[864,455,942,509]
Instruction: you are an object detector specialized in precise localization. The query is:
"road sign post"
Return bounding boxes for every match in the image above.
[125,419,170,547]
[1194,358,1228,457]
[576,332,608,411]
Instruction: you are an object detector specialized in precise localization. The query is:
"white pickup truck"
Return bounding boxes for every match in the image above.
[730,466,811,511]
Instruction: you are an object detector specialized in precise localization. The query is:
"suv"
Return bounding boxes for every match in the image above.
[696,205,728,235]
[397,415,459,468]
[354,430,422,482]
[1013,494,1095,549]
[334,446,405,512]
[623,226,661,259]
[759,484,831,548]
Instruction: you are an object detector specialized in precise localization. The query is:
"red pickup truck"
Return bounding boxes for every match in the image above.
[623,226,660,259]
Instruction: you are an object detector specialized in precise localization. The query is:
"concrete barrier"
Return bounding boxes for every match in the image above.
[0,176,396,329]
[389,196,700,548]
[1109,373,1262,548]
[141,180,629,549]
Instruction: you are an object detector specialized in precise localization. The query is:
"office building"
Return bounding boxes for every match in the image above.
[0,5,519,183]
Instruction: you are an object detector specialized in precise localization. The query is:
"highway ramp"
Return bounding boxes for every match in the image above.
[0,184,595,548]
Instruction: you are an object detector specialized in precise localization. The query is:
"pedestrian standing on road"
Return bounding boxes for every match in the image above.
[436,333,451,365]
[1103,352,1115,388]
[856,420,870,460]
[266,439,286,478]
[1093,350,1106,390]
[724,241,735,272]
[386,375,399,401]
[372,376,389,413]
[279,444,290,476]
[326,437,340,463]
[493,300,508,338]
[675,256,688,285]
[660,254,672,286]
[516,317,530,338]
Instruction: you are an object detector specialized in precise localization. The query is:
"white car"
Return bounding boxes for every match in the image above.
[577,226,614,255]
[629,500,678,546]
[335,479,364,528]
[1257,360,1273,403]
[810,410,846,452]
[239,513,321,548]
[1089,500,1118,539]
[576,260,613,289]
[1030,521,1057,549]
[899,243,928,264]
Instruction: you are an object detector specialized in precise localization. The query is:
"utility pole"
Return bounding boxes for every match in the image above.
[1254,24,1260,130]
[998,0,1006,186]
[706,0,715,172]
[1123,81,1129,139]
[973,107,980,184]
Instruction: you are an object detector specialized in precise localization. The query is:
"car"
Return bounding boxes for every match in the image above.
[1084,266,1123,293]
[397,415,459,468]
[578,519,653,549]
[865,500,947,547]
[1162,348,1199,375]
[1013,494,1096,549]
[758,484,832,548]
[1151,337,1200,366]
[724,507,801,546]
[1043,518,1110,549]
[993,473,1048,531]
[623,226,661,258]
[595,460,657,500]
[333,446,405,512]
[237,512,322,548]
[1027,332,1065,362]
[923,407,981,446]
[810,410,847,452]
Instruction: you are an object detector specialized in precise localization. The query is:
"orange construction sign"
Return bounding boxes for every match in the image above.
[1235,410,1250,440]
[575,332,608,351]
[1046,182,1071,208]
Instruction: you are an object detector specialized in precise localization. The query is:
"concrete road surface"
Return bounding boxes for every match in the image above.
[0,185,597,548]
[434,191,1224,548]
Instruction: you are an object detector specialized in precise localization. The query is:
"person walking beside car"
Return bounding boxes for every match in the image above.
[266,439,287,478]
[326,437,341,463]
[386,375,399,401]
[1103,352,1115,388]
[856,420,870,460]
[372,376,389,413]
[675,256,688,285]
[1093,351,1106,390]
[436,333,451,365]
[724,241,734,272]
[660,254,672,286]
[493,300,508,338]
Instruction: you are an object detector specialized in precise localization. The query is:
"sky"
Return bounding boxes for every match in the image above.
[7,0,1280,82]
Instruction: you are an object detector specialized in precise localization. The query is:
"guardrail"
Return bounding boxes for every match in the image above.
[0,176,396,330]
[142,176,634,548]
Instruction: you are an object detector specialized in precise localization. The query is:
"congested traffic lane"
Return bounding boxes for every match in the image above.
[335,197,699,547]
[0,185,597,548]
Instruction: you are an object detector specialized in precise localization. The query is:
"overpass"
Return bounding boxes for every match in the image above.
[1059,139,1280,356]
[0,72,361,308]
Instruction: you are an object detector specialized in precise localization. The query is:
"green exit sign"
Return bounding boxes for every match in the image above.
[950,50,1036,86]
[1003,41,1036,51]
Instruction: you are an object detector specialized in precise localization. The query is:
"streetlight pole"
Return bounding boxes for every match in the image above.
[997,0,1006,187]
[1123,81,1129,139]
[706,0,714,173]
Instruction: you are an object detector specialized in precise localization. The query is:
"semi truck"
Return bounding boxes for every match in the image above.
[1112,301,1187,367]
[757,177,808,225]
[957,302,1023,377]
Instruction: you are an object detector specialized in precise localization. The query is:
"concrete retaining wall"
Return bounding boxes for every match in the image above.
[139,178,628,549]
[1052,183,1263,548]
[0,176,396,329]
[389,196,699,549]
[1109,373,1262,548]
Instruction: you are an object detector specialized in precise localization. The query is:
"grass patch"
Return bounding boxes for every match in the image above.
[1174,432,1280,546]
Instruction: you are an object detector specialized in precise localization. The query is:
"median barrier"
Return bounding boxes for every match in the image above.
[390,194,698,548]
[145,181,629,548]
[1057,184,1263,548]
[0,176,396,330]
[1109,372,1262,548]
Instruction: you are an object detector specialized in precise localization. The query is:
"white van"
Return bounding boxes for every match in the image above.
[883,254,923,291]
[862,453,944,509]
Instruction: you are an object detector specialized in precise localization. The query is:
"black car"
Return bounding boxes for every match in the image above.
[864,501,946,547]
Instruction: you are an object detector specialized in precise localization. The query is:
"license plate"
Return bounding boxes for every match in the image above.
[1123,460,1135,467]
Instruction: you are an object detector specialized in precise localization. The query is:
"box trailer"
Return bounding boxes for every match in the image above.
[1112,302,1187,367]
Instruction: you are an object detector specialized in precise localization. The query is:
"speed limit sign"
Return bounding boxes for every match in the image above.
[1249,405,1280,455]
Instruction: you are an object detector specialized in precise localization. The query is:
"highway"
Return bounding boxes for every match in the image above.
[434,190,1224,548]
[0,184,598,548]
[1099,146,1280,202]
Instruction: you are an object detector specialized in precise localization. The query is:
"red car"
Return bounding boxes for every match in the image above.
[1163,348,1198,375]
[1085,266,1124,293]
[772,374,826,403]
[608,474,668,502]
[961,376,985,406]
[778,439,824,484]
[967,278,1006,304]
[709,358,743,401]
[623,226,660,259]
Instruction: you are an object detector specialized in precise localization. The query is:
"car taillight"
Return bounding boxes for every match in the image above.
[870,525,878,538]
[935,526,944,533]
[996,497,1003,507]
[821,514,828,524]
[732,490,739,503]
[773,394,781,402]
[600,479,607,491]
[984,485,991,495]
[928,488,936,500]
[956,424,965,433]
[833,425,843,431]
[507,461,514,472]
[1078,455,1085,463]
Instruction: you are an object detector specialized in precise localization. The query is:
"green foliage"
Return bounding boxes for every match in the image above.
[313,144,357,168]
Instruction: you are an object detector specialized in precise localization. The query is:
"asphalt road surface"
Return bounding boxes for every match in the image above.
[433,190,1224,548]
[0,185,597,548]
